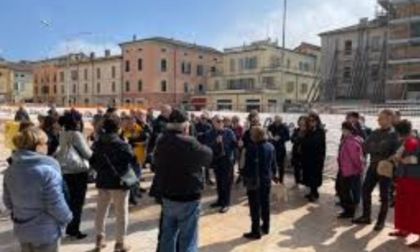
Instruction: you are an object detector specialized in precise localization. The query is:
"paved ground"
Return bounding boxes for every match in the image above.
[0,122,418,252]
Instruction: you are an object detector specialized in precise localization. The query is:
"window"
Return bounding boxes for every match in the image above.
[245,99,260,112]
[239,58,244,70]
[161,59,167,72]
[97,83,100,94]
[34,75,38,84]
[181,62,191,74]
[125,60,130,72]
[262,76,275,89]
[371,36,381,52]
[211,66,216,74]
[84,99,89,105]
[61,85,64,93]
[227,78,255,90]
[138,58,143,71]
[411,22,420,38]
[161,48,167,53]
[243,57,258,70]
[112,66,116,78]
[73,84,77,94]
[71,70,78,81]
[112,82,116,92]
[53,74,57,83]
[230,59,236,72]
[184,82,189,93]
[371,65,379,80]
[214,80,220,90]
[300,83,308,94]
[343,66,352,80]
[344,40,353,55]
[84,83,88,93]
[198,84,204,94]
[161,80,167,92]
[53,85,57,94]
[286,82,295,93]
[125,81,130,92]
[199,55,203,59]
[84,69,88,80]
[60,72,64,82]
[197,65,204,76]
[96,68,101,79]
[34,86,38,95]
[138,80,142,92]
[287,59,291,68]
[217,99,233,111]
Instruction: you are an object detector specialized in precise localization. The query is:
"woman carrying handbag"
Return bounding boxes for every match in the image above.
[90,113,138,252]
[56,111,92,240]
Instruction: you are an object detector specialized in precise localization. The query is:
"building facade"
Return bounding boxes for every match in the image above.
[9,62,33,103]
[380,0,420,100]
[120,37,222,108]
[0,60,13,102]
[55,51,122,107]
[320,18,388,103]
[206,39,320,112]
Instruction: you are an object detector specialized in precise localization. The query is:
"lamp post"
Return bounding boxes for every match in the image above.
[280,0,287,104]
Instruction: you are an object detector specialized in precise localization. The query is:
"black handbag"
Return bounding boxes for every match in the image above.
[102,152,138,188]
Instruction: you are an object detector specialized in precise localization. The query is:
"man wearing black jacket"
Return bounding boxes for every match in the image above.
[154,109,212,252]
[267,115,290,183]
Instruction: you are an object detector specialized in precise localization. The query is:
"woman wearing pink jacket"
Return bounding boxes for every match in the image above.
[337,121,365,219]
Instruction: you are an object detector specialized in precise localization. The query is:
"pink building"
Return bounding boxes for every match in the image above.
[120,37,222,109]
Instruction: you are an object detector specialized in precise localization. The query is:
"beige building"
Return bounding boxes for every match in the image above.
[0,60,34,103]
[55,50,122,107]
[206,39,320,112]
[320,18,387,102]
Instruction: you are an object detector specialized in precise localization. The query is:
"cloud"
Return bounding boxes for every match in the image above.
[50,39,120,58]
[213,0,378,49]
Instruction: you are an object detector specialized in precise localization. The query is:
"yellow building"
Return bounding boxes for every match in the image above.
[0,60,13,103]
[206,39,321,112]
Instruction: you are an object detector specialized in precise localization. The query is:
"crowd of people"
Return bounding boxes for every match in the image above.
[2,104,420,251]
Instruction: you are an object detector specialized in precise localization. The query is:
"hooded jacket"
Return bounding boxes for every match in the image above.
[338,134,364,177]
[3,151,72,245]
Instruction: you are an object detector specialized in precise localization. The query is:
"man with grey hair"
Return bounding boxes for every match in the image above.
[205,114,237,213]
[154,108,212,252]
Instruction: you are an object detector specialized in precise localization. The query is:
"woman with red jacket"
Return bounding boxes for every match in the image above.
[337,122,364,219]
[390,120,420,248]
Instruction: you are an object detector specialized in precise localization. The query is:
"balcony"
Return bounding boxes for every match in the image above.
[388,37,420,45]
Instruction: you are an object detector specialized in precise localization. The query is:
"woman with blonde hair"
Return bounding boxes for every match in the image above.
[242,126,277,240]
[3,127,72,252]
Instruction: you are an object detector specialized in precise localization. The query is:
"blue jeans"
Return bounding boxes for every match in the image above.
[159,199,200,252]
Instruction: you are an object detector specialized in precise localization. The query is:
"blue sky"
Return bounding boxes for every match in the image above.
[0,0,377,61]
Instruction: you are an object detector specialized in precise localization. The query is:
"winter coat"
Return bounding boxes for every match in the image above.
[153,130,213,202]
[90,133,138,190]
[148,115,169,153]
[243,140,276,190]
[268,123,290,155]
[301,128,326,188]
[14,109,30,122]
[364,128,399,168]
[3,151,72,245]
[121,122,150,165]
[205,128,237,163]
[338,134,364,177]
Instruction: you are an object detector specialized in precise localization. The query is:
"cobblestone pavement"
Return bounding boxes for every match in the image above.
[0,123,418,252]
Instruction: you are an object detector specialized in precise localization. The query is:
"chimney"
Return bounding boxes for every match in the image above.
[90,52,95,59]
[133,34,137,41]
[105,49,111,58]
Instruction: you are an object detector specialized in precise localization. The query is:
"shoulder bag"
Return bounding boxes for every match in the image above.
[101,151,138,188]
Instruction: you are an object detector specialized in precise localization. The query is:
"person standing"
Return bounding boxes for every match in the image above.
[3,127,72,252]
[291,116,309,186]
[55,112,92,239]
[40,115,61,156]
[206,115,237,213]
[337,122,364,219]
[243,126,276,240]
[195,113,213,185]
[390,120,420,248]
[90,113,136,252]
[154,109,212,252]
[353,109,400,231]
[301,113,326,202]
[267,115,290,184]
[14,105,30,122]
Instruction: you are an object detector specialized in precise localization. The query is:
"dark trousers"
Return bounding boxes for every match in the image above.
[274,145,286,183]
[247,186,271,234]
[214,158,233,207]
[63,172,88,235]
[361,166,391,224]
[338,174,361,214]
[204,167,211,182]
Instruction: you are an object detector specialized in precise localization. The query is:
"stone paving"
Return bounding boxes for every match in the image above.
[0,122,418,251]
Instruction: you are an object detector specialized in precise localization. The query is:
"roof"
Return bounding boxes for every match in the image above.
[319,18,386,36]
[7,61,33,72]
[119,36,222,54]
[294,42,321,52]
